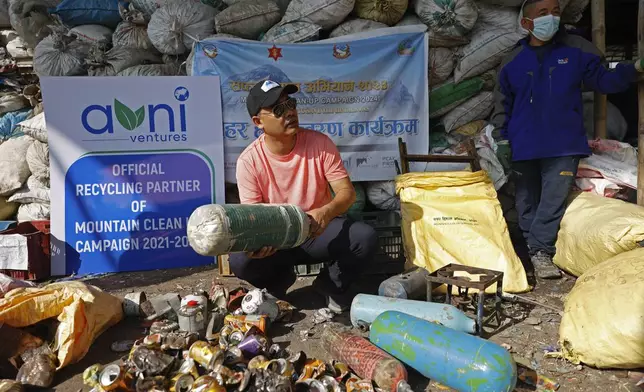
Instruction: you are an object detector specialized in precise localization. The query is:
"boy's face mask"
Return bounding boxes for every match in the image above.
[525,14,561,41]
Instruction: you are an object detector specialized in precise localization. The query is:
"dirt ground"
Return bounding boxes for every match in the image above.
[42,264,640,392]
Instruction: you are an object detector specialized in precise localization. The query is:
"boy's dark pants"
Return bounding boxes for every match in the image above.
[229,217,378,295]
[513,156,580,256]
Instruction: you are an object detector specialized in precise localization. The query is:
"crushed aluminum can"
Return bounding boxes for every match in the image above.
[192,375,226,392]
[223,347,245,366]
[99,364,133,391]
[143,334,164,346]
[135,376,167,392]
[297,359,327,381]
[188,341,224,371]
[131,346,175,377]
[275,300,296,323]
[213,366,247,387]
[332,362,350,382]
[227,288,248,312]
[150,320,180,335]
[0,380,23,392]
[162,331,199,351]
[319,375,345,392]
[210,284,229,311]
[224,314,268,334]
[177,358,200,380]
[238,332,269,358]
[169,373,194,392]
[252,369,292,392]
[287,351,308,375]
[267,343,287,359]
[345,377,375,392]
[82,364,103,388]
[312,308,335,325]
[295,379,327,392]
[123,292,147,317]
[206,309,226,343]
[265,358,295,379]
[247,355,269,370]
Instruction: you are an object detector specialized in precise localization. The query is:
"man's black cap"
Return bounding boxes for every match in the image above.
[246,79,298,117]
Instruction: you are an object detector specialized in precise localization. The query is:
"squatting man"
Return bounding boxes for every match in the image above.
[229,79,379,313]
[492,0,644,278]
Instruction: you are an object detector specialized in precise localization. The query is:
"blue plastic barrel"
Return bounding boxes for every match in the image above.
[350,294,476,334]
[369,311,517,392]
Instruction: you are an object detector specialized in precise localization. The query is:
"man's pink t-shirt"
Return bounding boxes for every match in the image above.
[236,129,348,211]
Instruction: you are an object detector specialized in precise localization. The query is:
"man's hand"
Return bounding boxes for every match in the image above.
[496,140,512,174]
[307,207,332,238]
[247,246,277,259]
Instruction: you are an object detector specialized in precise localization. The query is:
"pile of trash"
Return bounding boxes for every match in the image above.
[71,286,412,392]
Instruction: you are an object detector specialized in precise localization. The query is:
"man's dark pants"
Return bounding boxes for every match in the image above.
[229,217,378,295]
[513,156,580,256]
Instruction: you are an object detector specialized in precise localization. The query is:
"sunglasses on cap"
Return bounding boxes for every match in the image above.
[263,97,297,118]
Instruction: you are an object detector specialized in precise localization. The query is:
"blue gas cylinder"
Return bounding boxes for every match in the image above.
[369,311,517,392]
[350,294,476,334]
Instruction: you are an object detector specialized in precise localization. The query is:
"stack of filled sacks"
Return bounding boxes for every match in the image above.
[0,111,50,221]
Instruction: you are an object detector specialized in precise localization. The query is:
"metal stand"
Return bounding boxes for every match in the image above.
[426,264,504,336]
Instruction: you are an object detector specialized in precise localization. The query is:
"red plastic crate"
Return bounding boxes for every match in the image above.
[0,220,51,281]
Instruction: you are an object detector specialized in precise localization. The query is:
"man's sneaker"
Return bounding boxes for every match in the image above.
[531,251,562,279]
[311,275,352,313]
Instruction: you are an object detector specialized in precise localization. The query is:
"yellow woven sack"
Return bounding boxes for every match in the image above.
[0,281,123,369]
[396,171,529,293]
[559,248,644,369]
[554,192,644,277]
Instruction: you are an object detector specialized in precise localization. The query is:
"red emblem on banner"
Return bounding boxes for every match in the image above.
[268,45,283,61]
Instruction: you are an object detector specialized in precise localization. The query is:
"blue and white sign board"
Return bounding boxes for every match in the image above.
[41,76,225,276]
[191,25,429,182]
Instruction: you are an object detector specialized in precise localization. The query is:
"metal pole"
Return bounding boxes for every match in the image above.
[592,0,607,139]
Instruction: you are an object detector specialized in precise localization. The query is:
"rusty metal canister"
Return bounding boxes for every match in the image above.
[189,341,224,371]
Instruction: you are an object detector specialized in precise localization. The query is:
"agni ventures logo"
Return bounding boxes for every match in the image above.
[81,87,190,143]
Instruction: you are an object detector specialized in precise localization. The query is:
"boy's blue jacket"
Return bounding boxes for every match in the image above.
[491,31,637,161]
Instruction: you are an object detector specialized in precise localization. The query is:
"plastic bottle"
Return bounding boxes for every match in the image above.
[320,328,413,392]
[350,294,476,334]
[378,267,429,299]
[369,311,517,392]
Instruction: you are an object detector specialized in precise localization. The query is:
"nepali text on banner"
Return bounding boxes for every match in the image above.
[191,25,429,182]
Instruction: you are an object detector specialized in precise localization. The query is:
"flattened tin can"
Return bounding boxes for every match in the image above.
[192,375,226,392]
[170,373,194,392]
[188,341,224,371]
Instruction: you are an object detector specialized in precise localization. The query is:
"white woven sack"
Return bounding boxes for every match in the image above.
[415,0,478,38]
[87,46,162,76]
[396,13,469,47]
[0,136,34,196]
[454,25,523,83]
[17,202,50,221]
[25,140,49,183]
[442,91,494,132]
[281,0,355,31]
[148,1,216,55]
[476,3,522,32]
[215,1,281,40]
[0,92,27,115]
[262,21,321,43]
[9,176,49,204]
[70,24,113,44]
[354,0,408,26]
[429,47,454,87]
[118,63,179,76]
[329,18,387,38]
[18,112,47,143]
[33,33,91,77]
[366,181,400,211]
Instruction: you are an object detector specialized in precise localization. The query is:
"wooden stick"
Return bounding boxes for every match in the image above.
[592,0,607,139]
[638,0,644,205]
